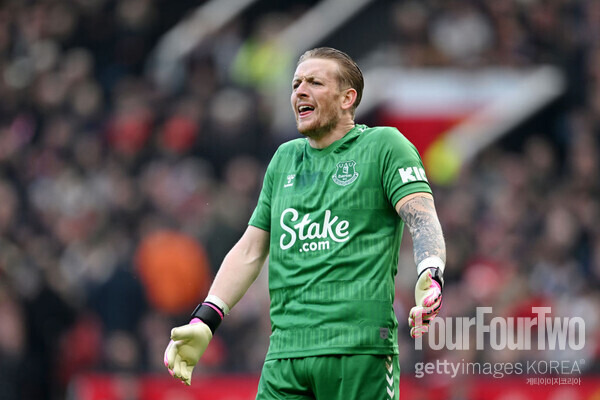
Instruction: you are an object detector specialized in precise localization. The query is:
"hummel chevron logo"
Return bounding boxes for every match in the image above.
[385,355,394,399]
[385,355,393,374]
[386,374,393,386]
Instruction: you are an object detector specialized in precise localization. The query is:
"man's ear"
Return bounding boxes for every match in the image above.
[341,88,358,111]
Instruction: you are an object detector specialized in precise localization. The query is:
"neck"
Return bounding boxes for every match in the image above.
[307,120,356,149]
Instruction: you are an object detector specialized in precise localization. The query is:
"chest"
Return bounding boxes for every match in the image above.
[270,147,387,214]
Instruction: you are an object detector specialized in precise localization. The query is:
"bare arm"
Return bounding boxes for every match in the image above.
[208,225,270,310]
[395,192,446,270]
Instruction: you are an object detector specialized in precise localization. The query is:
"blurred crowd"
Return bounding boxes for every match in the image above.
[0,0,598,399]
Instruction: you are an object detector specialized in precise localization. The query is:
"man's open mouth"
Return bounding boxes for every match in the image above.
[298,105,315,117]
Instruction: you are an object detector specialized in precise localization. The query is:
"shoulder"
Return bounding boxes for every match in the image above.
[266,138,305,163]
[265,138,305,172]
[358,125,416,148]
[274,138,306,156]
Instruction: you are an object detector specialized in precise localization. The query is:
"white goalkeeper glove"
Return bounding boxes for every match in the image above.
[164,297,229,385]
[408,265,444,339]
[164,319,212,385]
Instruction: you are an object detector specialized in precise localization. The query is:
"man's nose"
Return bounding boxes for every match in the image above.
[295,81,309,96]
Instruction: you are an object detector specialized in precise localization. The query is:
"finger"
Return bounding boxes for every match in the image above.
[424,293,442,307]
[166,340,178,370]
[179,360,189,382]
[421,299,443,321]
[164,340,174,368]
[409,306,425,323]
[180,362,193,385]
[431,297,442,311]
[422,285,442,306]
[411,325,428,338]
[171,324,197,341]
[422,312,439,322]
[172,354,183,379]
[410,305,439,324]
[429,278,442,292]
[185,365,194,386]
[425,299,442,317]
[412,327,428,338]
[422,293,439,307]
[420,309,440,323]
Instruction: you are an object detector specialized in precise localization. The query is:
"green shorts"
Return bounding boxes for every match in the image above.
[256,355,400,400]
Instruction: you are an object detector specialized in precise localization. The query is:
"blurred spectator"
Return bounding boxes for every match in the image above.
[0,285,26,400]
[135,229,211,314]
[230,13,294,92]
[429,1,494,65]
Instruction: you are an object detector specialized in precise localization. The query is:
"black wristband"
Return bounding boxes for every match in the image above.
[191,302,224,334]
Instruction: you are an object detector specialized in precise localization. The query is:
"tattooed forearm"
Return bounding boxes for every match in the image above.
[398,196,446,266]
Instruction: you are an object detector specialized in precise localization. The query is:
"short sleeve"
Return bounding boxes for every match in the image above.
[248,154,275,232]
[378,127,432,208]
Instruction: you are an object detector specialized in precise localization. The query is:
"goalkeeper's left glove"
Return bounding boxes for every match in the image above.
[408,264,444,338]
[164,297,229,385]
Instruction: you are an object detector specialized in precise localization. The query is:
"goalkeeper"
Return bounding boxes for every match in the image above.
[165,47,445,400]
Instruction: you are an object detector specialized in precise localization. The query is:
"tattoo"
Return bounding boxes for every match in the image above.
[398,196,446,266]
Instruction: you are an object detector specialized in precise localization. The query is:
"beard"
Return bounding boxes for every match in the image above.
[296,112,340,140]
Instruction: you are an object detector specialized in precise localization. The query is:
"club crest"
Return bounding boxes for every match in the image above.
[332,160,359,186]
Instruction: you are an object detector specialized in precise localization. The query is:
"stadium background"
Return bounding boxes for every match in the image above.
[0,0,599,399]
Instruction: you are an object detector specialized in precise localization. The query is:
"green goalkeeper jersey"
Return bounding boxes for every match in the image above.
[249,124,431,360]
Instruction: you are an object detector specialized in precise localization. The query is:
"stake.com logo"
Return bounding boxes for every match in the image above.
[279,208,350,253]
[414,307,585,351]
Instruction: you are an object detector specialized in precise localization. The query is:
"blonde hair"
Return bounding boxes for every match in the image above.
[298,47,364,113]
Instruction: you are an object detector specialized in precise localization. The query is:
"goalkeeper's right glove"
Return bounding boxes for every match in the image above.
[164,298,228,385]
[408,266,444,339]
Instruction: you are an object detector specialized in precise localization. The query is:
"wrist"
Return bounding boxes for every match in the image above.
[416,256,445,276]
[205,294,230,315]
[191,296,229,334]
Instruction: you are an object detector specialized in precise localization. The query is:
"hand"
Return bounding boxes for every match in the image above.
[164,319,212,385]
[408,268,443,338]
